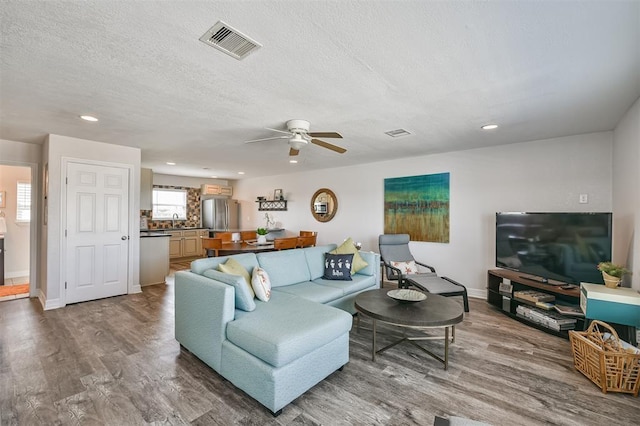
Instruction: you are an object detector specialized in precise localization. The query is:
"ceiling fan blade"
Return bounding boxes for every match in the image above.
[311,139,347,154]
[244,135,289,143]
[307,132,342,139]
[265,127,292,135]
[289,148,300,156]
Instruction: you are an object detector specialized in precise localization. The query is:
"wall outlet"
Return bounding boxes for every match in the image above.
[579,194,588,204]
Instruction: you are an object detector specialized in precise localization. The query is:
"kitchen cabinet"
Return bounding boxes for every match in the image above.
[201,184,233,196]
[197,229,208,255]
[140,168,153,210]
[169,229,209,259]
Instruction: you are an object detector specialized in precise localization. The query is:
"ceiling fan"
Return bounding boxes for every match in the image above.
[245,119,346,156]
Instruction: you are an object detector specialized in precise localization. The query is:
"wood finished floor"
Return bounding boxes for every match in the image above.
[1,279,637,425]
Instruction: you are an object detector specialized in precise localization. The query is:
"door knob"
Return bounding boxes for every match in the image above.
[121,236,128,240]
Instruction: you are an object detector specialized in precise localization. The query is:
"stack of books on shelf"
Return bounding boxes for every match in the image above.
[554,304,584,317]
[516,305,577,331]
[513,290,556,304]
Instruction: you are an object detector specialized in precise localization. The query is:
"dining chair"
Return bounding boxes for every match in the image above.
[296,235,316,248]
[201,237,223,257]
[215,232,233,244]
[240,230,257,242]
[274,237,299,250]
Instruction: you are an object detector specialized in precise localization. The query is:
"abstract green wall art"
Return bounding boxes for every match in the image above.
[384,172,450,243]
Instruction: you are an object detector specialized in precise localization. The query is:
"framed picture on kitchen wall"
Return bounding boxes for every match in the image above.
[273,189,283,200]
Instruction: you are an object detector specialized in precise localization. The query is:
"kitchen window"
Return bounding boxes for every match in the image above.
[152,188,187,220]
[16,181,31,222]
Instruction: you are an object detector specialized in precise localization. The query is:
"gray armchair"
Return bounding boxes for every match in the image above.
[379,234,469,312]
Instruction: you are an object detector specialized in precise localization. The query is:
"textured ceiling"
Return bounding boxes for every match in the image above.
[1,1,639,180]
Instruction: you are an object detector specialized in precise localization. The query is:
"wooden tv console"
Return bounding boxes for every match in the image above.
[487,269,585,339]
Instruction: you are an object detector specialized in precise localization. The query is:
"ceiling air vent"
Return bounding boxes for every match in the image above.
[385,129,412,138]
[199,21,262,60]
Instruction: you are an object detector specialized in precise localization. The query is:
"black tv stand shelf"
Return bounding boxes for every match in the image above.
[487,269,585,339]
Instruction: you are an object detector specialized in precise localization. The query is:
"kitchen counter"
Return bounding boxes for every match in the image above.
[140,227,208,234]
[140,231,171,237]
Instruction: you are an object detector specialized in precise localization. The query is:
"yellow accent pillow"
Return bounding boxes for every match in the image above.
[218,257,254,298]
[331,237,368,274]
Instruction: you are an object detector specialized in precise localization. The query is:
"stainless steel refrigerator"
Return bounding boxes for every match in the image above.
[202,198,239,230]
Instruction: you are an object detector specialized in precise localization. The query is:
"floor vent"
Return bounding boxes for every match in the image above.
[199,21,262,60]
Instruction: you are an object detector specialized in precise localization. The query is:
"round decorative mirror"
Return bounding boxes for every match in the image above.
[310,188,338,222]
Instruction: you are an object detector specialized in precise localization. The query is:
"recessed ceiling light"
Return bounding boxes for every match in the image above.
[481,124,498,130]
[238,171,245,175]
[166,162,176,165]
[289,159,298,164]
[80,115,98,122]
[210,175,217,178]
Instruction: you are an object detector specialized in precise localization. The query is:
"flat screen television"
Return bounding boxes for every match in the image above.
[496,212,612,285]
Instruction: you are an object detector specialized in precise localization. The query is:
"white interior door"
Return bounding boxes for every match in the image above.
[65,161,129,304]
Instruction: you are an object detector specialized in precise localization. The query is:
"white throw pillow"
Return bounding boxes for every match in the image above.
[251,267,272,302]
[390,260,418,275]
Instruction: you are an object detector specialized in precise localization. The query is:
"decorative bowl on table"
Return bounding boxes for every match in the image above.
[387,289,426,303]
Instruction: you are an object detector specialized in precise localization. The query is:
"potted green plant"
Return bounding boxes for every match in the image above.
[256,227,268,244]
[597,262,631,288]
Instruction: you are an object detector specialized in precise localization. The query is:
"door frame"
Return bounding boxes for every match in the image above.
[0,160,39,298]
[59,157,138,306]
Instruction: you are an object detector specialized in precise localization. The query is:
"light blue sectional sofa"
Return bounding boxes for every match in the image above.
[174,244,380,415]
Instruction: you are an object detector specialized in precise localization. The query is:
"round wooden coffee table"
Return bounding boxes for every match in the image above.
[354,288,464,370]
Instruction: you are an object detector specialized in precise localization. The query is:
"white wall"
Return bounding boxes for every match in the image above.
[0,165,31,278]
[613,96,640,290]
[43,134,141,309]
[0,139,41,296]
[235,132,613,298]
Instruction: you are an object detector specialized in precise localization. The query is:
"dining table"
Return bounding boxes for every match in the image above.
[215,241,276,256]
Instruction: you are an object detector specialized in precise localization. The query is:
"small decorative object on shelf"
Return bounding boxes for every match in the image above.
[274,189,283,201]
[597,261,631,288]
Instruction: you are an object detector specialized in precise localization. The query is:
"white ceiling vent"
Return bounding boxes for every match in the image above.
[385,129,412,138]
[199,21,262,60]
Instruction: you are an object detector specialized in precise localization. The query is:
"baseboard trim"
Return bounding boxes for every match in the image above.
[5,270,29,279]
[467,288,486,299]
[39,289,63,310]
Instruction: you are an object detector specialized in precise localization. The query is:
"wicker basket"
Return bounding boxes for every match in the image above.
[569,320,640,397]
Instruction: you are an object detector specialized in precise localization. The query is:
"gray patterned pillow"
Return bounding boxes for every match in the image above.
[323,253,354,281]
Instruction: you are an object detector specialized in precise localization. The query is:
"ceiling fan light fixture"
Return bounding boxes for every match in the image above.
[289,134,308,150]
